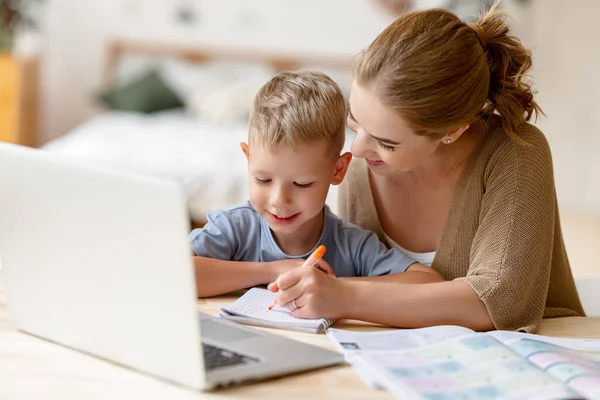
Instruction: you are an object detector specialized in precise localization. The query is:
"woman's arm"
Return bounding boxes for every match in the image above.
[342,279,494,331]
[271,267,493,331]
[348,263,446,284]
[342,265,490,328]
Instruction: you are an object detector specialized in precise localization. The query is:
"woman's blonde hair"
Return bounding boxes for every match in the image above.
[354,0,542,140]
[249,70,346,157]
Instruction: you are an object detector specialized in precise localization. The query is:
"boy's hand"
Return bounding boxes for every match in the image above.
[310,259,336,277]
[267,258,335,291]
[267,259,306,285]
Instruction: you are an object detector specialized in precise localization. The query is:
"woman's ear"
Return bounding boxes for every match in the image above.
[240,142,250,161]
[442,124,470,144]
[331,152,353,185]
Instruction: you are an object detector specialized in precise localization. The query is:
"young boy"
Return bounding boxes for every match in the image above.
[190,70,418,298]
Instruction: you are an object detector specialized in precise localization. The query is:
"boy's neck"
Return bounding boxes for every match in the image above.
[271,209,325,256]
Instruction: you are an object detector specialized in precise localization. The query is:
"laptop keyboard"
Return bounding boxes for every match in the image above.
[202,343,260,371]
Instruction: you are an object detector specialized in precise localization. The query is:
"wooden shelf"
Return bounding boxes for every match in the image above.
[0,53,39,147]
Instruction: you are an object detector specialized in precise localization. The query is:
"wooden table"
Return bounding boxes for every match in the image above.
[1,278,600,400]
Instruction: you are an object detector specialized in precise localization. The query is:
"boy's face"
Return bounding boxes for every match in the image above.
[241,140,351,236]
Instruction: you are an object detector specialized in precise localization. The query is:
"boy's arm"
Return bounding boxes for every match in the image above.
[194,257,307,297]
[193,257,269,297]
[190,210,260,298]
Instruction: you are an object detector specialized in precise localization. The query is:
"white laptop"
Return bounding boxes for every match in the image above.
[0,143,343,391]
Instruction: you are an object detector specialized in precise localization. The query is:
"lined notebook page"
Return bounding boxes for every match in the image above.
[221,288,332,329]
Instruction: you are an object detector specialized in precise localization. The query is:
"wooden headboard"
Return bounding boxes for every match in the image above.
[102,40,355,86]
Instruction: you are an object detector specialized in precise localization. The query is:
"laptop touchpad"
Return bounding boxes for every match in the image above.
[201,318,260,342]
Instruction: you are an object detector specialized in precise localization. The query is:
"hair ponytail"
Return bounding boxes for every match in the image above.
[354,0,543,141]
[474,1,544,140]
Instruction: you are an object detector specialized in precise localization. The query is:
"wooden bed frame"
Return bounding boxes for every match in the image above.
[102,40,355,87]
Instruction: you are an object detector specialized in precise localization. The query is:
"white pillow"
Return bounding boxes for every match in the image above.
[160,59,233,100]
[161,59,274,123]
[186,80,257,124]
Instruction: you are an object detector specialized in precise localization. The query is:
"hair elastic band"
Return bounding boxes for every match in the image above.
[468,23,488,49]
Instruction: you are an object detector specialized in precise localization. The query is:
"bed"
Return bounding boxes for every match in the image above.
[41,41,355,225]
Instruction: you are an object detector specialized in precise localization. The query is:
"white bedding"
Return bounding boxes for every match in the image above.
[42,111,351,221]
[42,111,250,221]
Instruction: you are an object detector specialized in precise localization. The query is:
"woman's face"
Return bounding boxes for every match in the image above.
[347,80,443,175]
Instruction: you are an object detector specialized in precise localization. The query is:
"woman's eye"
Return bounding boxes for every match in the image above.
[255,177,271,184]
[294,182,314,189]
[346,113,357,123]
[377,141,396,151]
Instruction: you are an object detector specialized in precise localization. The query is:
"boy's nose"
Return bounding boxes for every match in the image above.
[270,188,292,209]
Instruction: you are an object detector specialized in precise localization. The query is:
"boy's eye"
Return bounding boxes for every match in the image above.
[254,177,271,184]
[294,182,314,189]
[377,140,396,151]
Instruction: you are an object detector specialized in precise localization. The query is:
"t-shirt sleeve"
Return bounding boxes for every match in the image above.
[189,210,237,260]
[456,133,557,332]
[348,229,418,276]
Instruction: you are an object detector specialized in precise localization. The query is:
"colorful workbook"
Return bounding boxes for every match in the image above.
[219,287,335,334]
[327,326,600,399]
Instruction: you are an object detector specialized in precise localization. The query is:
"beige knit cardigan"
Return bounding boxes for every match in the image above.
[338,119,585,332]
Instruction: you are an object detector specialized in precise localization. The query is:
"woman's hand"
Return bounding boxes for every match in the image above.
[265,258,336,286]
[267,262,348,320]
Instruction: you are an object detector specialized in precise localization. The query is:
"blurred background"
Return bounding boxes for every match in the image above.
[1,0,598,309]
[1,0,597,212]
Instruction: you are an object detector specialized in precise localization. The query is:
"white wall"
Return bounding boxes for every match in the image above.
[526,0,600,214]
[41,0,393,143]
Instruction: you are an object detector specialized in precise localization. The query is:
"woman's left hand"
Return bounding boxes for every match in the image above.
[267,264,349,319]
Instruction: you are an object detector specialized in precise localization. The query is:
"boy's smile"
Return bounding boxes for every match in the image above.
[267,211,301,226]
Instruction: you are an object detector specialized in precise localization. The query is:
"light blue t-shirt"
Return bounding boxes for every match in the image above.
[189,201,416,277]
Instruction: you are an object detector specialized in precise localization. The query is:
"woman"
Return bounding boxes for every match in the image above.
[270,3,584,332]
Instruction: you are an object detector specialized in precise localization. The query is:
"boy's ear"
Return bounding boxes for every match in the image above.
[331,152,352,186]
[240,142,250,161]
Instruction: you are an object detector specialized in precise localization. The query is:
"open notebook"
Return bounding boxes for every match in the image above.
[219,288,335,334]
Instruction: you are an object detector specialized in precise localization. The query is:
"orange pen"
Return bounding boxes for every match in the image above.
[268,245,327,311]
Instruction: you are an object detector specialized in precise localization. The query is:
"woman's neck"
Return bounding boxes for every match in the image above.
[393,122,484,187]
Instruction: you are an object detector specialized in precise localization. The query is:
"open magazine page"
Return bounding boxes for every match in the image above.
[326,325,475,357]
[326,326,476,389]
[354,333,580,400]
[488,330,600,351]
[500,337,600,400]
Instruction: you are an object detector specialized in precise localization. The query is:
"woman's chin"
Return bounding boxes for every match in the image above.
[366,162,391,174]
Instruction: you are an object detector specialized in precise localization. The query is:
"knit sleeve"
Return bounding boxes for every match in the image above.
[456,130,557,332]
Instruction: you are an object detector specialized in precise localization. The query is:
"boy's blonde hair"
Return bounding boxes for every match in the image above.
[248,70,346,157]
